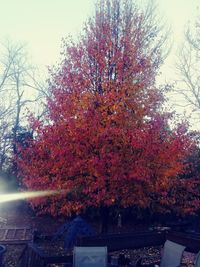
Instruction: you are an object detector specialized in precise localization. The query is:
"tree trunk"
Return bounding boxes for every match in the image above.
[99,206,109,234]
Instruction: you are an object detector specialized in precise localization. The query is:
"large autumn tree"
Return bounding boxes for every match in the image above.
[17,0,200,228]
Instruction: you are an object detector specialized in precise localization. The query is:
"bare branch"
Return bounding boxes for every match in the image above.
[0,39,47,171]
[172,16,200,121]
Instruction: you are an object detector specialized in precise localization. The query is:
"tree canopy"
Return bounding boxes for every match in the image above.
[17,0,200,218]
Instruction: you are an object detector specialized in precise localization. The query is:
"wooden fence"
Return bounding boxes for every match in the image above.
[76,230,166,251]
[16,231,200,267]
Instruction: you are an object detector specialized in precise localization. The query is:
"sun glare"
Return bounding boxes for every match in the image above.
[0,190,60,204]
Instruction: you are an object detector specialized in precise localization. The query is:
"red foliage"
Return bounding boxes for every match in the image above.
[17,0,200,217]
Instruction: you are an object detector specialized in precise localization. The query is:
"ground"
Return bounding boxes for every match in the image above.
[0,200,63,266]
[0,200,196,267]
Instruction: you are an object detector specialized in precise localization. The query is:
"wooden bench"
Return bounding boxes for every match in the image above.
[0,227,33,244]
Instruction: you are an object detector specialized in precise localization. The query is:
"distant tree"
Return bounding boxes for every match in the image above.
[17,0,200,232]
[173,15,200,121]
[0,40,47,174]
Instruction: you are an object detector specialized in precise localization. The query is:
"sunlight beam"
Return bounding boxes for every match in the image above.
[0,190,60,203]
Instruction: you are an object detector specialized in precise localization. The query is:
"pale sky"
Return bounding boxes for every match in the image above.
[0,0,94,69]
[1,0,200,126]
[0,0,200,69]
[158,0,200,81]
[0,0,198,71]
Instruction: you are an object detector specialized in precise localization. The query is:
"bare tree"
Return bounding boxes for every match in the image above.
[173,16,200,121]
[0,40,47,172]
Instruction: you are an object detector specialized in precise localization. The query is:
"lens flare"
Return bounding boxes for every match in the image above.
[0,190,60,203]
